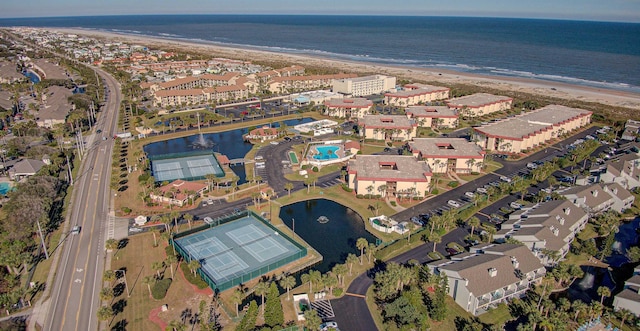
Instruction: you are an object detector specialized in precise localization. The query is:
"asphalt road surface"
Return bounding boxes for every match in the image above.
[44,67,121,331]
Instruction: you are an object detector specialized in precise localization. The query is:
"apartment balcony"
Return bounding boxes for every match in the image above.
[505,289,517,296]
[517,284,529,292]
[491,292,503,301]
[477,297,491,307]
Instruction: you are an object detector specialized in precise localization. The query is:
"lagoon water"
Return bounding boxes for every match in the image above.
[2,15,639,92]
[280,199,376,273]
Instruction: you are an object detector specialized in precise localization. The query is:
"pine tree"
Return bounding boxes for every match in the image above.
[263,282,284,328]
[235,301,258,331]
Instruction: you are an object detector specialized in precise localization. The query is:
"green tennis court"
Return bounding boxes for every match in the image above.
[288,151,299,165]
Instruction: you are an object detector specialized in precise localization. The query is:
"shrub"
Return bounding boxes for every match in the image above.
[471,172,480,175]
[151,278,172,299]
[179,262,209,289]
[341,184,353,192]
[312,166,319,172]
[333,288,344,297]
[431,188,439,195]
[390,201,397,206]
[356,194,364,199]
[121,207,132,214]
[138,173,150,183]
[447,181,459,188]
[301,165,309,170]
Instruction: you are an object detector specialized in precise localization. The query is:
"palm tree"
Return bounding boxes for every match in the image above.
[572,300,588,321]
[617,308,632,328]
[150,227,160,247]
[597,286,611,305]
[301,273,312,293]
[99,287,115,302]
[166,254,178,279]
[96,305,114,323]
[356,238,368,264]
[142,276,155,297]
[279,275,296,300]
[105,238,119,252]
[161,215,172,232]
[170,210,180,231]
[309,270,321,294]
[103,270,116,284]
[428,232,442,252]
[366,243,377,263]
[230,288,244,317]
[254,280,269,314]
[468,216,480,236]
[188,259,200,276]
[346,253,358,276]
[183,213,194,229]
[284,182,294,196]
[152,261,164,278]
[332,264,348,287]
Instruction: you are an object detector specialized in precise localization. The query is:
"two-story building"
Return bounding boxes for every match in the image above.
[494,200,589,265]
[359,115,417,142]
[408,138,485,174]
[384,83,450,107]
[428,244,545,315]
[600,153,640,190]
[613,267,640,316]
[560,183,634,214]
[445,93,512,117]
[347,155,432,199]
[323,98,373,119]
[405,106,458,129]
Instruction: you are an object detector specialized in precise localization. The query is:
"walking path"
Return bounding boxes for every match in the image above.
[386,199,406,212]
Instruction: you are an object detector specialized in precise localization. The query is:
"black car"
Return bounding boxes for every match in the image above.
[97,129,102,133]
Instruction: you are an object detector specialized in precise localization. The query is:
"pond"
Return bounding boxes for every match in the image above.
[280,199,376,273]
[143,117,313,184]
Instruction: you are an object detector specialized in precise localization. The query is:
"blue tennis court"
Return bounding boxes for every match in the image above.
[173,213,305,291]
[151,154,224,182]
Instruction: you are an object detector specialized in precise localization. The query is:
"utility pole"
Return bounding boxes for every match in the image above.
[66,154,73,186]
[36,218,49,260]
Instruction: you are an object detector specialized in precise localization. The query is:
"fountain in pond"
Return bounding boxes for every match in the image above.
[578,272,595,289]
[612,241,622,254]
[191,112,215,149]
[317,216,329,224]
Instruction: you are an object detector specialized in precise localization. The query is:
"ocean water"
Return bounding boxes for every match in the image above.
[1,15,639,93]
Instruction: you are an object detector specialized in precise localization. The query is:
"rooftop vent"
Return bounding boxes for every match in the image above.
[559,217,565,225]
[510,256,520,269]
[593,190,599,197]
[488,268,498,277]
[564,207,571,215]
[552,227,559,236]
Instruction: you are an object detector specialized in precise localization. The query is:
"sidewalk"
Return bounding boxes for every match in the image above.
[386,199,406,212]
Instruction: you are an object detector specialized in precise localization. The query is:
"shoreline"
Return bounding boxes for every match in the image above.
[46,27,640,111]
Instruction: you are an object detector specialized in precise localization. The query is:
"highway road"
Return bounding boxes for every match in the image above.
[43,67,121,331]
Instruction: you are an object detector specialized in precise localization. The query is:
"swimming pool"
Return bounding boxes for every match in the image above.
[0,182,12,195]
[313,146,340,160]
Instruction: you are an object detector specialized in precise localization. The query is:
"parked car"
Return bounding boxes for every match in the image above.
[465,191,475,198]
[320,321,339,331]
[207,198,214,205]
[204,217,214,224]
[526,162,537,169]
[499,176,512,183]
[510,202,523,209]
[446,247,459,255]
[447,200,461,208]
[476,187,488,194]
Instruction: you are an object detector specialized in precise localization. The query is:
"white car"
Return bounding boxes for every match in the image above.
[204,217,214,224]
[71,225,81,234]
[510,202,523,209]
[464,191,475,198]
[447,200,461,208]
[476,187,487,194]
[320,321,339,331]
[526,162,537,169]
[499,176,511,183]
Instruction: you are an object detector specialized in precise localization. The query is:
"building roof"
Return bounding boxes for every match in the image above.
[473,105,592,140]
[604,182,634,201]
[324,98,373,108]
[615,287,640,303]
[409,138,485,159]
[247,127,278,138]
[348,155,432,182]
[360,115,416,129]
[157,76,200,89]
[9,158,46,175]
[446,93,512,108]
[406,106,457,118]
[37,86,73,121]
[560,184,614,211]
[385,83,449,98]
[430,244,542,296]
[344,140,361,151]
[605,153,640,177]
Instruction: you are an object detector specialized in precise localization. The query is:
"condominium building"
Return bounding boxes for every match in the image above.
[409,138,485,174]
[495,200,589,265]
[267,73,357,94]
[560,183,634,214]
[600,153,640,190]
[347,155,432,198]
[472,105,592,153]
[359,115,417,141]
[405,106,458,129]
[613,267,640,317]
[332,75,396,97]
[446,93,513,117]
[384,83,450,106]
[323,98,373,119]
[428,244,545,315]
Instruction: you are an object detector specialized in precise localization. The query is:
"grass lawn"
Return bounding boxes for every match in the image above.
[284,163,343,182]
[107,233,222,331]
[578,223,598,241]
[478,303,512,326]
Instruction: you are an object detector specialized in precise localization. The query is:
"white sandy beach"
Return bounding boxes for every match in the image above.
[51,28,640,111]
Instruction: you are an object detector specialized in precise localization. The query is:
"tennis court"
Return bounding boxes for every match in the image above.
[173,213,305,291]
[151,154,224,182]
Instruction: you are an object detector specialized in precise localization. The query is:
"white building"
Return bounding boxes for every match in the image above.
[331,75,396,97]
